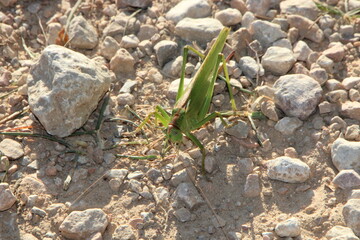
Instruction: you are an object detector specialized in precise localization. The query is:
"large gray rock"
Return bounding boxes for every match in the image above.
[68,15,98,49]
[166,0,211,23]
[261,46,296,75]
[267,156,310,183]
[343,199,360,236]
[249,20,287,49]
[27,45,111,137]
[280,0,320,20]
[331,138,360,172]
[59,208,109,239]
[274,74,323,120]
[175,18,224,45]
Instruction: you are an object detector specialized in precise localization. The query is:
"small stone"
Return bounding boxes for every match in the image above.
[317,55,335,73]
[250,20,287,48]
[275,117,303,135]
[274,74,322,120]
[244,173,261,197]
[267,157,310,183]
[173,207,191,222]
[165,0,211,23]
[146,168,163,184]
[340,25,354,39]
[319,14,336,30]
[109,179,122,192]
[110,48,135,73]
[341,101,360,121]
[261,100,279,121]
[239,56,262,79]
[326,90,348,103]
[343,199,360,236]
[104,169,128,181]
[272,18,289,32]
[230,0,247,14]
[215,8,242,26]
[345,125,360,140]
[137,25,158,41]
[154,40,178,67]
[319,101,333,114]
[326,226,359,240]
[128,179,142,193]
[175,18,224,45]
[59,209,108,239]
[342,77,360,90]
[68,15,98,49]
[112,224,135,240]
[175,182,204,210]
[0,139,24,160]
[163,56,183,77]
[162,164,173,180]
[117,0,151,8]
[225,120,249,138]
[323,43,345,62]
[153,187,169,204]
[349,89,360,102]
[228,231,242,240]
[331,138,360,171]
[116,93,135,106]
[241,12,256,29]
[246,0,271,16]
[0,183,16,211]
[147,68,163,84]
[275,217,301,237]
[332,170,360,189]
[280,0,319,20]
[261,47,296,75]
[310,68,328,85]
[127,171,144,179]
[349,190,360,200]
[31,207,46,217]
[293,41,312,61]
[273,38,292,50]
[237,158,254,174]
[120,35,139,49]
[103,153,116,165]
[171,169,191,186]
[204,156,216,173]
[212,215,226,228]
[287,15,324,43]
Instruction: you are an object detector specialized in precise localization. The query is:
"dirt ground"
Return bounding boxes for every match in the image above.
[1,0,360,239]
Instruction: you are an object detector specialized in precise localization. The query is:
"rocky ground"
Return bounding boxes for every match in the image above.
[1,0,360,239]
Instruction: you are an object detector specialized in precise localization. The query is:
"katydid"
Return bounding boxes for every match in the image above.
[142,27,260,173]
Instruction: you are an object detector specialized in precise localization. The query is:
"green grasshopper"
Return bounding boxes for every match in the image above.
[140,27,260,173]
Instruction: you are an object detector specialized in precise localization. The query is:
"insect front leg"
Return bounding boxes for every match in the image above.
[184,131,207,175]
